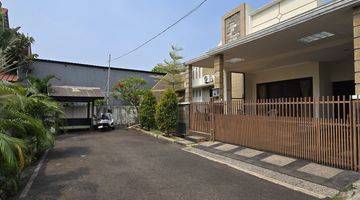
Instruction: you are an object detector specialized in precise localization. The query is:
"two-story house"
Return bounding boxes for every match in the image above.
[185,0,357,102]
[184,0,360,171]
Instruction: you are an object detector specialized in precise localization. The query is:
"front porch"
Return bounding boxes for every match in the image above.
[185,1,360,171]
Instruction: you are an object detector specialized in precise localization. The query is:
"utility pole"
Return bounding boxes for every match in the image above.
[106,54,111,106]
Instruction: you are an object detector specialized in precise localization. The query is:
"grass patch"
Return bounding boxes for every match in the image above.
[330,184,356,200]
[149,129,163,136]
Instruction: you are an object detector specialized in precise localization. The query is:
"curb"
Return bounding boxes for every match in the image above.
[129,127,196,147]
[182,147,339,199]
[19,149,49,199]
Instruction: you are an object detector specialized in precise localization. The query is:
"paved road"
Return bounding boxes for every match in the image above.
[25,129,318,200]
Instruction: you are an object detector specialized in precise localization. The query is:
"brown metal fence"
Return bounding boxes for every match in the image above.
[189,96,360,171]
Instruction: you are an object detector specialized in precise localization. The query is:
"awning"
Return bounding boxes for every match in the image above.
[49,86,104,102]
[0,74,18,82]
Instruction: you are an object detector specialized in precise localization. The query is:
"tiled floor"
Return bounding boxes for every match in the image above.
[200,141,220,147]
[214,144,238,151]
[196,141,360,191]
[235,148,263,158]
[261,155,296,167]
[298,163,343,179]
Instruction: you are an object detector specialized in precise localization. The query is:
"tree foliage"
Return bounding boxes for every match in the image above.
[156,89,179,134]
[0,27,37,76]
[153,45,185,89]
[0,81,63,199]
[151,65,167,73]
[113,77,147,112]
[139,90,156,130]
[27,75,56,94]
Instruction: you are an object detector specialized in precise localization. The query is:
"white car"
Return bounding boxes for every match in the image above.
[96,113,115,130]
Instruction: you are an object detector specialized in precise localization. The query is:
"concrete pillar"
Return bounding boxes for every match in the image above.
[224,70,232,101]
[214,54,224,100]
[354,7,360,95]
[185,64,193,102]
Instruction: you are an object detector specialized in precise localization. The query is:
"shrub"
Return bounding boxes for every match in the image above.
[156,89,178,134]
[139,90,156,130]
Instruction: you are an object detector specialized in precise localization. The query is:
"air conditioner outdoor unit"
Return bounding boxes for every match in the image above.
[203,75,214,84]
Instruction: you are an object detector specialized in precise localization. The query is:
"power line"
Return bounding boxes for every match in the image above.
[111,0,208,62]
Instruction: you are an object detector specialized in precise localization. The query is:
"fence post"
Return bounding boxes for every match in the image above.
[351,96,358,171]
[210,101,215,141]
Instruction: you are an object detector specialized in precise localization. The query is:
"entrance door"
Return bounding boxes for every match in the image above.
[333,80,354,119]
[332,81,355,97]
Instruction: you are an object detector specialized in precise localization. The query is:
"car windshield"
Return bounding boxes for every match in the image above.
[101,114,109,120]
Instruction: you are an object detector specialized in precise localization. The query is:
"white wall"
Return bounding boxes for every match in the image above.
[250,0,320,33]
[192,67,215,88]
[319,60,354,96]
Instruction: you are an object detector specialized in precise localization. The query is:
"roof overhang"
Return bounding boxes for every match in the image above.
[49,86,104,102]
[186,0,359,72]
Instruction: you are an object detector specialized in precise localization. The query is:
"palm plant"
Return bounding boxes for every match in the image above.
[0,27,37,76]
[0,80,63,198]
[27,75,56,94]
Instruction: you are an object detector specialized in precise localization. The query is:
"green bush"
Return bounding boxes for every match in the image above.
[156,89,178,134]
[139,90,156,130]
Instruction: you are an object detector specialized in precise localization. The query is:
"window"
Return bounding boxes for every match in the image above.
[256,78,313,99]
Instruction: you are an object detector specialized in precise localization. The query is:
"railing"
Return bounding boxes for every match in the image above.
[189,96,360,171]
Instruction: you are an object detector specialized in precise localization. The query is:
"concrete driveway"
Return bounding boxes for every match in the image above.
[24,129,318,200]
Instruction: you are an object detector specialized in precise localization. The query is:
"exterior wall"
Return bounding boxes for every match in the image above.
[30,60,164,106]
[221,3,249,44]
[192,86,212,102]
[190,67,215,102]
[319,59,354,96]
[1,8,9,29]
[192,67,215,88]
[245,62,321,100]
[214,54,224,100]
[185,65,193,102]
[231,73,244,99]
[62,103,89,119]
[250,0,320,33]
[354,7,360,95]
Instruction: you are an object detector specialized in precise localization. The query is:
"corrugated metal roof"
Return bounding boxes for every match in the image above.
[49,86,104,98]
[0,74,18,82]
[35,59,166,76]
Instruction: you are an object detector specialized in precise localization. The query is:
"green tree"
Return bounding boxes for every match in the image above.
[27,75,56,94]
[151,65,167,73]
[113,77,147,113]
[139,90,156,130]
[0,25,37,75]
[153,45,186,89]
[0,81,63,199]
[156,89,179,135]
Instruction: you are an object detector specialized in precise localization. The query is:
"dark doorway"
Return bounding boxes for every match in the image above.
[332,81,355,97]
[257,77,313,99]
[332,80,354,119]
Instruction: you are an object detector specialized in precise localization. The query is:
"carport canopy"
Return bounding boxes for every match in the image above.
[49,86,105,130]
[49,86,104,102]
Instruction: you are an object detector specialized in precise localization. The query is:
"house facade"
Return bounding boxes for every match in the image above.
[152,67,217,102]
[185,0,360,171]
[185,0,357,102]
